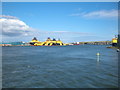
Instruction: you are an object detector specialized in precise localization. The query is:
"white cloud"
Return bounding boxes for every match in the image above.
[0,15,34,36]
[0,15,18,19]
[83,10,118,18]
[51,31,69,33]
[71,9,118,18]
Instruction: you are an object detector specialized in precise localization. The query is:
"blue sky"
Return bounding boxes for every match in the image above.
[1,2,118,43]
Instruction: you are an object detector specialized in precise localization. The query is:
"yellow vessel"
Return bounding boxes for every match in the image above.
[29,37,41,45]
[29,37,66,46]
[112,38,117,46]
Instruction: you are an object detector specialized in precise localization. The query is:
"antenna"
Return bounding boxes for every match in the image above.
[115,35,117,38]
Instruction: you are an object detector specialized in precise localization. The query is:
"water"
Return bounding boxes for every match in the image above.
[2,45,118,88]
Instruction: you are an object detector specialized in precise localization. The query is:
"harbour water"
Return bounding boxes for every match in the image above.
[2,45,118,88]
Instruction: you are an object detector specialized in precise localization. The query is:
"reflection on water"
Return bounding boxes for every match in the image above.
[2,45,118,88]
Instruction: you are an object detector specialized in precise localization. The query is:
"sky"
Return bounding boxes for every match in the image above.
[1,2,118,43]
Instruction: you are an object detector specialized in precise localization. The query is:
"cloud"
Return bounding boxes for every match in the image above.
[51,31,69,33]
[38,30,91,37]
[51,31,91,36]
[35,30,94,43]
[70,9,118,18]
[0,15,18,19]
[0,15,34,37]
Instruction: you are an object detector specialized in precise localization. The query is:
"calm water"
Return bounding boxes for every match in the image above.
[2,45,118,88]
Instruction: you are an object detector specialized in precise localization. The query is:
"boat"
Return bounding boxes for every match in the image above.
[29,37,67,46]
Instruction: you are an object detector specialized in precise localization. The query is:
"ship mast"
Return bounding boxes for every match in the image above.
[118,34,120,48]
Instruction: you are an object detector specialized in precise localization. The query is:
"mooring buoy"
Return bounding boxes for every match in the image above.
[96,52,100,62]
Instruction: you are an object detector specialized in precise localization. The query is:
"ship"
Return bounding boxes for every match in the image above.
[29,37,67,46]
[112,36,118,47]
[107,35,119,49]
